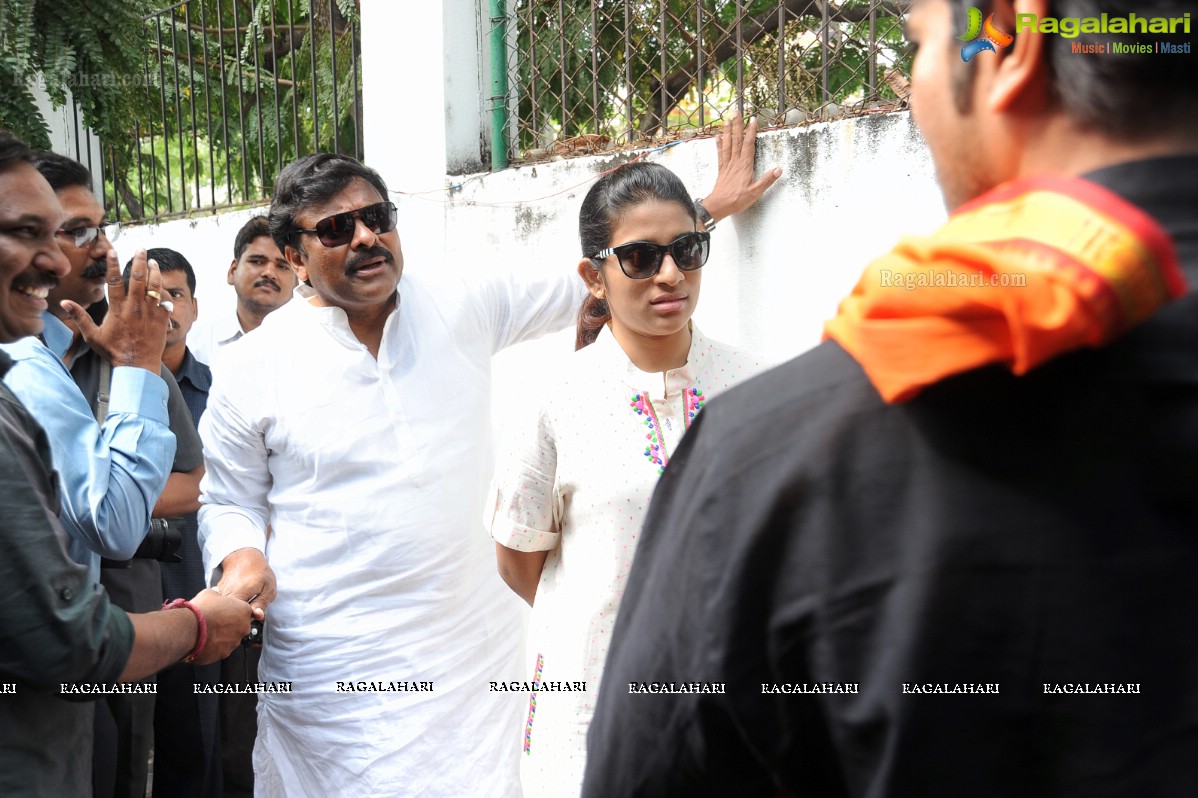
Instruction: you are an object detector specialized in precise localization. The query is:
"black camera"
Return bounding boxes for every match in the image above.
[136,517,185,562]
[101,517,185,568]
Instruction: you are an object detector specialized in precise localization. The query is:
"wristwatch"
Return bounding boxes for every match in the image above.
[693,198,717,233]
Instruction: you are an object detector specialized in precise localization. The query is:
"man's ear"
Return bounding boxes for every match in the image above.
[286,244,308,284]
[282,262,299,288]
[987,0,1051,114]
[577,258,606,300]
[226,259,238,286]
[193,297,199,320]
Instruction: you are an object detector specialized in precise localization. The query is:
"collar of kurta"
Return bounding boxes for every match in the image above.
[294,282,402,350]
[591,322,713,402]
[823,169,1187,404]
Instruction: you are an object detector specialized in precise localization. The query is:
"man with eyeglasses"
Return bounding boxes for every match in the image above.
[47,218,121,345]
[0,151,176,585]
[197,122,778,797]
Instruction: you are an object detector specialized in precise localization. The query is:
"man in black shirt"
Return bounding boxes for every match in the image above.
[583,1,1198,796]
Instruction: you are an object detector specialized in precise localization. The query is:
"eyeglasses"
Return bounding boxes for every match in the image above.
[56,222,121,248]
[590,231,710,280]
[291,201,398,248]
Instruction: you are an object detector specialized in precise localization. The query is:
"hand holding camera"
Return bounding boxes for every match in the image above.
[186,588,256,665]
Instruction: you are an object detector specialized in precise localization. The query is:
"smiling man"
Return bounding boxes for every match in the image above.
[0,151,177,584]
[0,131,255,797]
[0,139,69,341]
[3,151,210,798]
[582,0,1198,796]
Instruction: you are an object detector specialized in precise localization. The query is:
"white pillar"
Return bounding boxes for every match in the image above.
[361,0,486,270]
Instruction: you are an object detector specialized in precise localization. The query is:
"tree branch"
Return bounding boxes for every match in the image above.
[151,47,296,88]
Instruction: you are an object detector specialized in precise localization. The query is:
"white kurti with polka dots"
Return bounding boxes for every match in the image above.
[486,324,763,798]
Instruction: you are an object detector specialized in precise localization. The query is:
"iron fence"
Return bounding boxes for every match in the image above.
[507,0,912,161]
[99,0,362,224]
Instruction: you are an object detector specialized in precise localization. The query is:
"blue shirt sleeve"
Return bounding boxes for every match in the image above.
[0,338,176,577]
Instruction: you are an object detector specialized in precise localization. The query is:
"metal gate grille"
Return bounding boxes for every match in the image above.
[101,0,362,224]
[511,0,912,160]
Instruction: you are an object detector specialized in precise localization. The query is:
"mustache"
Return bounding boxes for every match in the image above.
[13,271,60,292]
[345,246,394,274]
[253,276,280,290]
[81,259,108,280]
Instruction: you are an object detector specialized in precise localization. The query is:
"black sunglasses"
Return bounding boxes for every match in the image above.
[590,231,710,280]
[292,201,398,248]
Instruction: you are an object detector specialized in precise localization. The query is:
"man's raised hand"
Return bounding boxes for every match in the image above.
[60,248,169,372]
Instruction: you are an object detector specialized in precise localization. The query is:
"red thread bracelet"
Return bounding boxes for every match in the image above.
[162,598,207,664]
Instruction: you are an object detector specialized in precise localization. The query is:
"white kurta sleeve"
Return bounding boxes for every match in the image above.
[486,404,562,552]
[469,266,587,354]
[197,359,271,586]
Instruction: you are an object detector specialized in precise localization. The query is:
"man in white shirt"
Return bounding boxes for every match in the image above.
[188,215,297,366]
[199,122,779,796]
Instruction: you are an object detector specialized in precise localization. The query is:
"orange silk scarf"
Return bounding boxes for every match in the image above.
[824,174,1187,403]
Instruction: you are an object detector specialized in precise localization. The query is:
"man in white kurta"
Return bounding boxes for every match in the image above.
[197,153,581,797]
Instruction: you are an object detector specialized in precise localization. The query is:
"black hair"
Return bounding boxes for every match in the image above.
[0,131,34,174]
[575,161,696,349]
[947,0,1197,138]
[268,153,390,255]
[122,247,197,296]
[28,149,92,192]
[233,215,273,261]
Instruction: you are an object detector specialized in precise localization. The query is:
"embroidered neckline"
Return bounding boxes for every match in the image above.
[630,387,705,474]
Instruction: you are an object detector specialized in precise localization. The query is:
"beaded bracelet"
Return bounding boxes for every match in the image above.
[162,598,207,664]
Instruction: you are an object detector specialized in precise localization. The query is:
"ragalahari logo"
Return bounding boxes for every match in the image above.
[960,8,1014,62]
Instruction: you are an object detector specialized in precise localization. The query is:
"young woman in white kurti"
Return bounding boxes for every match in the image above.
[487,162,763,798]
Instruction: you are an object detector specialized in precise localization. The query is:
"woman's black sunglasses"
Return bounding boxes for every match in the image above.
[590,231,710,280]
[291,201,398,248]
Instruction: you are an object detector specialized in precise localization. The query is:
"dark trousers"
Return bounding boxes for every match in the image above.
[220,645,261,798]
[153,661,223,798]
[94,559,160,798]
[156,515,223,798]
[93,687,155,798]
